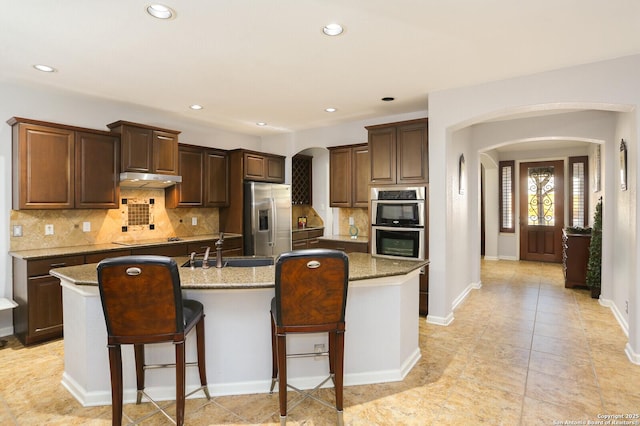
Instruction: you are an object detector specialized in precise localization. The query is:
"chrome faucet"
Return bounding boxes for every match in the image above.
[202,246,211,269]
[215,232,224,268]
[189,251,197,269]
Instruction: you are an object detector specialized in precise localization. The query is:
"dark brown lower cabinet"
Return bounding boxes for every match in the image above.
[292,229,324,250]
[13,255,85,345]
[419,266,428,315]
[11,236,243,346]
[315,239,368,253]
[562,230,591,288]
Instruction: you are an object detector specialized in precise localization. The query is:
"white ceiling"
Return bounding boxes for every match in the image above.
[3,1,640,136]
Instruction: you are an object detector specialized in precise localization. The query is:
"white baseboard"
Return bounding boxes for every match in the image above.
[625,343,640,365]
[483,256,499,261]
[426,312,454,326]
[0,326,14,338]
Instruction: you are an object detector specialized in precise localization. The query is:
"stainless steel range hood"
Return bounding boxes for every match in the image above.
[119,172,182,189]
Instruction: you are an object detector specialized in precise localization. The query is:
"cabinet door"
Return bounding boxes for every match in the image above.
[397,122,428,184]
[266,156,285,182]
[75,131,120,208]
[166,145,204,208]
[329,148,352,207]
[14,123,74,209]
[120,125,153,173]
[153,130,179,175]
[368,127,396,184]
[244,153,266,180]
[204,149,229,207]
[352,146,370,207]
[28,276,64,343]
[292,240,308,250]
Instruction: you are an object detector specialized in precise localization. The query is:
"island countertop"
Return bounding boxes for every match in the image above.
[50,253,428,290]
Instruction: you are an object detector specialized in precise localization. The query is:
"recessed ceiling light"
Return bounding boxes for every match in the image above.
[325,107,337,113]
[190,104,203,110]
[256,122,267,126]
[323,23,344,36]
[147,4,175,19]
[381,97,395,102]
[33,64,56,73]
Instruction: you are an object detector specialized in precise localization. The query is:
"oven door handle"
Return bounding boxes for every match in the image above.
[371,199,424,204]
[372,225,424,231]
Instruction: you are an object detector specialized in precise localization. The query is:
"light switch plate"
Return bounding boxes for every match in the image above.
[45,224,54,235]
[192,217,198,226]
[82,222,91,232]
[349,216,354,225]
[13,225,23,237]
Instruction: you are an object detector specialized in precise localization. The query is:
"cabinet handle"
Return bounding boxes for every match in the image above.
[156,135,173,140]
[49,263,67,268]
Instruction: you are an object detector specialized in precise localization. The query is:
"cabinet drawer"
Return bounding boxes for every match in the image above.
[292,231,309,241]
[187,237,242,254]
[27,255,85,277]
[307,229,324,239]
[316,239,368,253]
[85,250,131,264]
[131,244,188,257]
[292,240,308,250]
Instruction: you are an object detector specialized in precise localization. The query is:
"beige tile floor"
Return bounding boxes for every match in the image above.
[1,260,639,425]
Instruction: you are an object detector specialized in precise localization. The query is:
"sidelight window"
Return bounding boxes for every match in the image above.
[569,156,589,227]
[499,161,515,233]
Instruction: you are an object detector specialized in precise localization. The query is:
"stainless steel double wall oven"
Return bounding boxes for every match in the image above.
[370,186,426,260]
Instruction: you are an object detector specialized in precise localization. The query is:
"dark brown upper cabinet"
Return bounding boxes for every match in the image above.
[9,117,119,210]
[229,149,285,183]
[165,144,204,208]
[329,143,369,208]
[166,144,228,208]
[107,120,179,175]
[366,118,428,185]
[204,148,229,207]
[75,131,120,209]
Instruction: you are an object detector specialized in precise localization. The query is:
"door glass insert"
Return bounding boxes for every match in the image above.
[527,166,555,226]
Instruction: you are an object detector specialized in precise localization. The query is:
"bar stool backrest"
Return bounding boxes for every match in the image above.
[97,255,184,341]
[274,249,349,331]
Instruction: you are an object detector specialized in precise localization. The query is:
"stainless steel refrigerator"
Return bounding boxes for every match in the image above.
[243,182,292,257]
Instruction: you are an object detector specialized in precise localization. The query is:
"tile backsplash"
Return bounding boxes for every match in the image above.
[335,208,369,237]
[9,189,219,251]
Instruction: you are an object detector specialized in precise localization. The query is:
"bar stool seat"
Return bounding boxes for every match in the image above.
[97,255,210,426]
[269,249,349,425]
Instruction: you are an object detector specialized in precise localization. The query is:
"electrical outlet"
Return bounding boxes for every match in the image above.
[192,217,198,226]
[314,343,325,360]
[12,225,23,237]
[82,222,91,232]
[45,224,54,235]
[349,216,354,225]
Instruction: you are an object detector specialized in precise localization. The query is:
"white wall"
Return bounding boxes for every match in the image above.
[428,54,640,363]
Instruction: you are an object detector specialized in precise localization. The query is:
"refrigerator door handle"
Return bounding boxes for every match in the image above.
[270,197,277,248]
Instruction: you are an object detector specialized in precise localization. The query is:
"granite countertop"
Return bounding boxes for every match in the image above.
[9,234,241,260]
[50,253,428,290]
[318,235,369,243]
[291,226,324,233]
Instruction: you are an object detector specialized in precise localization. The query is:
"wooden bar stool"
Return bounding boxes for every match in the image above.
[97,255,210,426]
[269,249,349,425]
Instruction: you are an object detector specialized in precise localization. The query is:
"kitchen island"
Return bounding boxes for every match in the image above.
[51,253,427,406]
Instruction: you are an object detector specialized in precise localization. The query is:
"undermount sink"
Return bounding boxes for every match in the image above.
[181,257,274,268]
